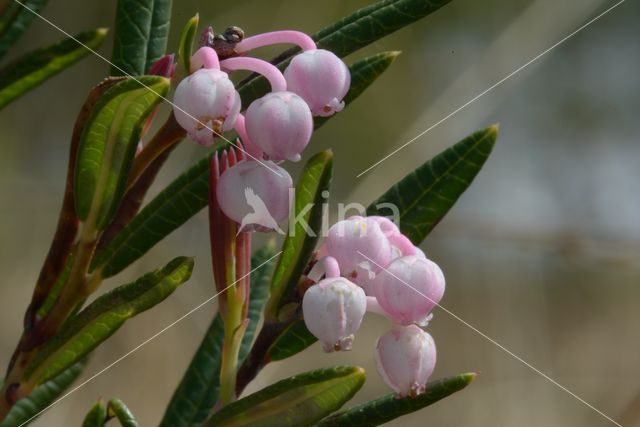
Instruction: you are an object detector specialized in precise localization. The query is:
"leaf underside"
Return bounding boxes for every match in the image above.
[111,0,173,76]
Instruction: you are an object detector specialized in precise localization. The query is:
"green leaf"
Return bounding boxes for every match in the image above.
[315,373,476,426]
[36,254,73,318]
[24,257,193,385]
[267,319,317,362]
[0,0,48,60]
[266,150,333,319]
[107,398,139,427]
[159,247,276,427]
[315,51,400,129]
[177,13,198,74]
[82,398,107,427]
[0,28,107,110]
[0,361,85,427]
[74,76,169,230]
[205,366,365,427]
[238,0,451,105]
[367,125,498,244]
[111,0,173,76]
[92,151,211,278]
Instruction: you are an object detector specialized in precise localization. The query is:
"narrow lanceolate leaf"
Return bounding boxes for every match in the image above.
[238,0,451,105]
[315,51,400,129]
[107,398,139,427]
[266,150,333,320]
[0,0,48,60]
[24,257,193,385]
[267,319,317,362]
[74,76,169,231]
[0,28,107,110]
[0,361,85,427]
[159,247,276,427]
[82,398,107,427]
[367,126,498,244]
[205,366,365,427]
[177,13,199,74]
[92,152,211,278]
[111,0,173,75]
[315,373,476,427]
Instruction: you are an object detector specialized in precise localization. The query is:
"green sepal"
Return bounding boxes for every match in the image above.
[177,14,199,74]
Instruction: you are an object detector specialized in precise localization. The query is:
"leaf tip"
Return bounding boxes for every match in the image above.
[353,365,366,382]
[462,372,478,384]
[488,123,500,136]
[96,27,109,37]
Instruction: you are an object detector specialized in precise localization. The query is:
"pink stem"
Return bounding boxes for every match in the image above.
[236,30,316,53]
[233,114,263,159]
[366,296,393,320]
[220,57,287,92]
[190,46,220,72]
[307,256,341,283]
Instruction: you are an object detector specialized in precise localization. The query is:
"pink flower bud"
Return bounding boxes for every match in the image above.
[245,91,313,162]
[216,160,292,232]
[375,325,437,397]
[372,255,445,326]
[173,68,241,146]
[284,49,350,117]
[325,216,392,287]
[148,53,176,78]
[302,277,367,352]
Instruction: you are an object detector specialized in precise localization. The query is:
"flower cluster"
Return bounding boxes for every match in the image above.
[173,28,350,231]
[303,216,446,397]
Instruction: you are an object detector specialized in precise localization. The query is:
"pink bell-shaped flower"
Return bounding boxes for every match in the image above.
[284,49,350,117]
[302,277,367,352]
[375,325,437,397]
[370,216,420,258]
[324,216,393,288]
[372,255,445,326]
[245,91,313,162]
[216,160,292,232]
[173,68,241,146]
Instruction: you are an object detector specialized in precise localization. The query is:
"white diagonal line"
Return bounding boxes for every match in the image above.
[18,251,282,427]
[356,0,626,178]
[11,0,283,177]
[358,251,623,426]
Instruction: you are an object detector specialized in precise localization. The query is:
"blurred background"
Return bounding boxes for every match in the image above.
[1,0,639,425]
